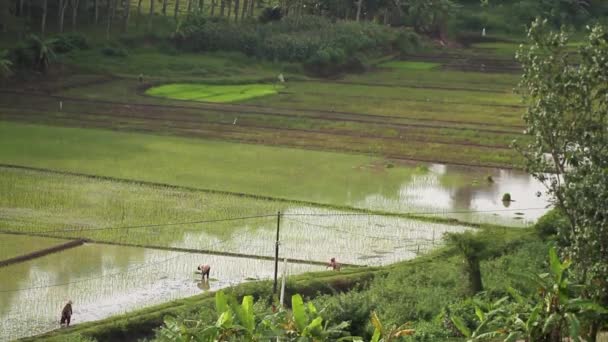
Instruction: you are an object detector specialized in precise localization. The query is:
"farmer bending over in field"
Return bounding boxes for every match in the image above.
[60,300,73,327]
[327,257,341,271]
[198,264,211,280]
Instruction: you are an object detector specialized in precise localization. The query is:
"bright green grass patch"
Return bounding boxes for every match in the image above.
[146,83,285,102]
[379,61,441,70]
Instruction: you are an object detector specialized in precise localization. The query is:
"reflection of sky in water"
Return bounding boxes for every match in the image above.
[0,244,320,341]
[355,164,551,226]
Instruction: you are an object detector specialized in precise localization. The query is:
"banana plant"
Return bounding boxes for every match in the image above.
[451,247,607,342]
[282,293,351,341]
[369,312,415,342]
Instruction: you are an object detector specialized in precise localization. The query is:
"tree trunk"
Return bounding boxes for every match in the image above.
[106,0,114,39]
[19,0,25,16]
[186,0,192,13]
[468,258,483,295]
[355,0,362,22]
[219,0,224,16]
[226,0,231,18]
[41,0,48,35]
[174,0,179,19]
[383,8,388,25]
[71,0,80,31]
[94,0,98,24]
[240,0,246,19]
[233,0,238,21]
[59,0,69,33]
[162,0,167,15]
[148,0,153,26]
[210,0,215,15]
[136,0,142,26]
[198,0,203,13]
[123,0,131,32]
[248,0,254,17]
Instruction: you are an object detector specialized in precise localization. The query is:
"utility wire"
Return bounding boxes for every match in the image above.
[0,214,276,235]
[280,207,548,217]
[0,238,229,293]
[284,217,436,245]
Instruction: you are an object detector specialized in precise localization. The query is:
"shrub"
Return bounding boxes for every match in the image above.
[501,193,511,202]
[259,6,283,23]
[404,320,451,341]
[170,15,398,76]
[394,29,422,54]
[534,208,569,239]
[100,45,128,57]
[52,33,90,54]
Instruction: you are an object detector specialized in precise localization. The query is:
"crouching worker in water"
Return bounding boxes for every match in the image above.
[60,300,73,327]
[197,264,211,281]
[327,257,341,271]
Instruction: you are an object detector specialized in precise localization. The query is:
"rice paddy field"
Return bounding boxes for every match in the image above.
[0,244,322,341]
[0,41,553,340]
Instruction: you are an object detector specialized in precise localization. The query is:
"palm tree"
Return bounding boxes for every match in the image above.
[27,35,57,74]
[444,231,487,295]
[0,50,12,79]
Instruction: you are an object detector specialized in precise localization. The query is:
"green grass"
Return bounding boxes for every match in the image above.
[379,61,441,70]
[146,83,285,102]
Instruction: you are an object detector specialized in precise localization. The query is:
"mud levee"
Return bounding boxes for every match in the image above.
[0,238,86,268]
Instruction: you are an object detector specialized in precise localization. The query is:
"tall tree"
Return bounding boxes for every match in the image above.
[186,0,192,13]
[148,0,154,26]
[227,0,232,17]
[220,0,225,16]
[516,19,608,341]
[94,0,99,24]
[58,0,70,33]
[210,0,215,15]
[174,0,180,19]
[41,0,48,35]
[233,0,239,21]
[71,0,80,31]
[355,0,362,21]
[240,0,247,19]
[198,0,204,13]
[445,231,487,295]
[162,0,167,15]
[136,0,142,22]
[123,0,131,32]
[106,0,115,39]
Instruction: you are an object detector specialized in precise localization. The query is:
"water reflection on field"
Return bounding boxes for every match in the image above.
[354,164,549,226]
[0,244,321,341]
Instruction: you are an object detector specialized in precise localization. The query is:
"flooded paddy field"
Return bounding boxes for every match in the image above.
[0,243,322,341]
[0,167,473,266]
[0,125,549,227]
[0,234,69,261]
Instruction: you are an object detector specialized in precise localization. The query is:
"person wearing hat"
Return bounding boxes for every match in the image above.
[60,300,73,327]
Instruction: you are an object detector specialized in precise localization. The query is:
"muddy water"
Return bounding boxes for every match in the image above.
[0,243,321,341]
[0,234,68,261]
[351,163,549,226]
[168,208,472,266]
